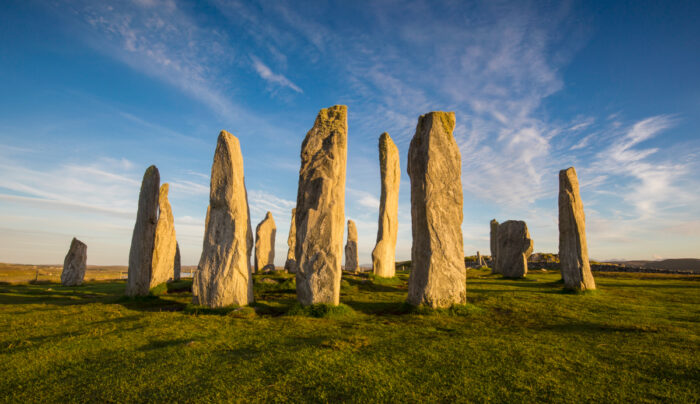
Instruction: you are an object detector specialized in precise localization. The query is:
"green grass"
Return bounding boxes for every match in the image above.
[1,268,699,402]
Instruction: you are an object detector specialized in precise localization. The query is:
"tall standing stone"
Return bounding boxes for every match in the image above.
[559,167,596,290]
[344,220,359,273]
[61,237,87,286]
[151,183,177,287]
[295,105,347,305]
[406,111,466,308]
[173,242,181,281]
[371,132,400,278]
[126,165,160,296]
[193,131,254,307]
[284,208,297,273]
[490,219,499,272]
[494,220,533,278]
[255,211,277,273]
[476,251,485,267]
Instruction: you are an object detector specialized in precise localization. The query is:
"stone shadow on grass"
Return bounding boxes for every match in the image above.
[343,277,404,293]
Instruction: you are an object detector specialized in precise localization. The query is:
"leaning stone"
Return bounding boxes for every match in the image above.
[494,220,533,278]
[295,105,347,305]
[193,131,254,307]
[284,208,297,273]
[151,183,177,288]
[406,111,466,308]
[371,132,400,278]
[173,242,181,281]
[344,220,359,273]
[61,237,87,286]
[255,211,277,273]
[559,167,596,290]
[126,165,160,296]
[490,219,499,272]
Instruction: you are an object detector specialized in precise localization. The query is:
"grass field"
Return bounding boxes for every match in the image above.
[1,268,698,402]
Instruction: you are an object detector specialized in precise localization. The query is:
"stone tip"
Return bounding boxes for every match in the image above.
[561,166,576,175]
[418,111,456,134]
[145,165,159,175]
[266,211,272,218]
[218,129,240,144]
[160,183,170,194]
[71,237,86,247]
[316,105,347,121]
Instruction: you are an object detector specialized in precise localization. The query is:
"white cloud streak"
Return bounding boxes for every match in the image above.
[250,56,303,93]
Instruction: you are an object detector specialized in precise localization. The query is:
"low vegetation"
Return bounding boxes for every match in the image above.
[1,269,698,402]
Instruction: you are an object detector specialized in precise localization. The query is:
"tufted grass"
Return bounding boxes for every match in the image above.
[0,268,699,402]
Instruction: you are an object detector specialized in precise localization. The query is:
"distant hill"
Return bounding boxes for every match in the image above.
[607,259,700,273]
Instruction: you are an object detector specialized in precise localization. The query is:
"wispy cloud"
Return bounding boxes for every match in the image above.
[64,0,238,118]
[250,56,303,93]
[591,115,686,218]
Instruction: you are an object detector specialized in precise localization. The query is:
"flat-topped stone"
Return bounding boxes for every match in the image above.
[406,111,466,308]
[295,105,347,305]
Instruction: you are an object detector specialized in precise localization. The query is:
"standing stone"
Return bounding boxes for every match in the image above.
[559,167,596,290]
[126,165,160,296]
[344,220,359,272]
[406,111,466,308]
[151,183,177,287]
[476,251,485,267]
[494,220,533,278]
[284,208,297,273]
[255,211,277,273]
[295,105,347,306]
[193,131,254,307]
[371,132,400,278]
[61,237,87,286]
[173,242,181,281]
[490,219,499,272]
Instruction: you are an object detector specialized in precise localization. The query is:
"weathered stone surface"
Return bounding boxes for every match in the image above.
[61,237,87,286]
[193,131,254,307]
[495,220,533,278]
[371,132,400,278]
[406,111,466,308]
[284,208,297,273]
[151,183,177,288]
[173,242,181,281]
[126,165,160,296]
[344,220,358,272]
[490,219,499,272]
[255,211,277,273]
[295,105,347,305]
[559,167,596,290]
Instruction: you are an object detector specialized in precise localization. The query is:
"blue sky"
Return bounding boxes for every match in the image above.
[0,0,698,265]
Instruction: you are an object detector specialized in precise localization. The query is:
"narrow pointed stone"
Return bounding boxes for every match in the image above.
[173,242,181,281]
[255,211,277,273]
[284,208,297,273]
[406,111,466,308]
[194,131,254,307]
[494,220,533,278]
[295,105,347,305]
[476,251,485,267]
[372,132,400,278]
[490,219,499,272]
[61,237,87,286]
[559,167,596,290]
[344,220,359,273]
[126,165,160,296]
[151,183,177,288]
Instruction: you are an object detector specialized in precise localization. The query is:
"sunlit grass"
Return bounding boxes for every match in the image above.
[0,268,698,402]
